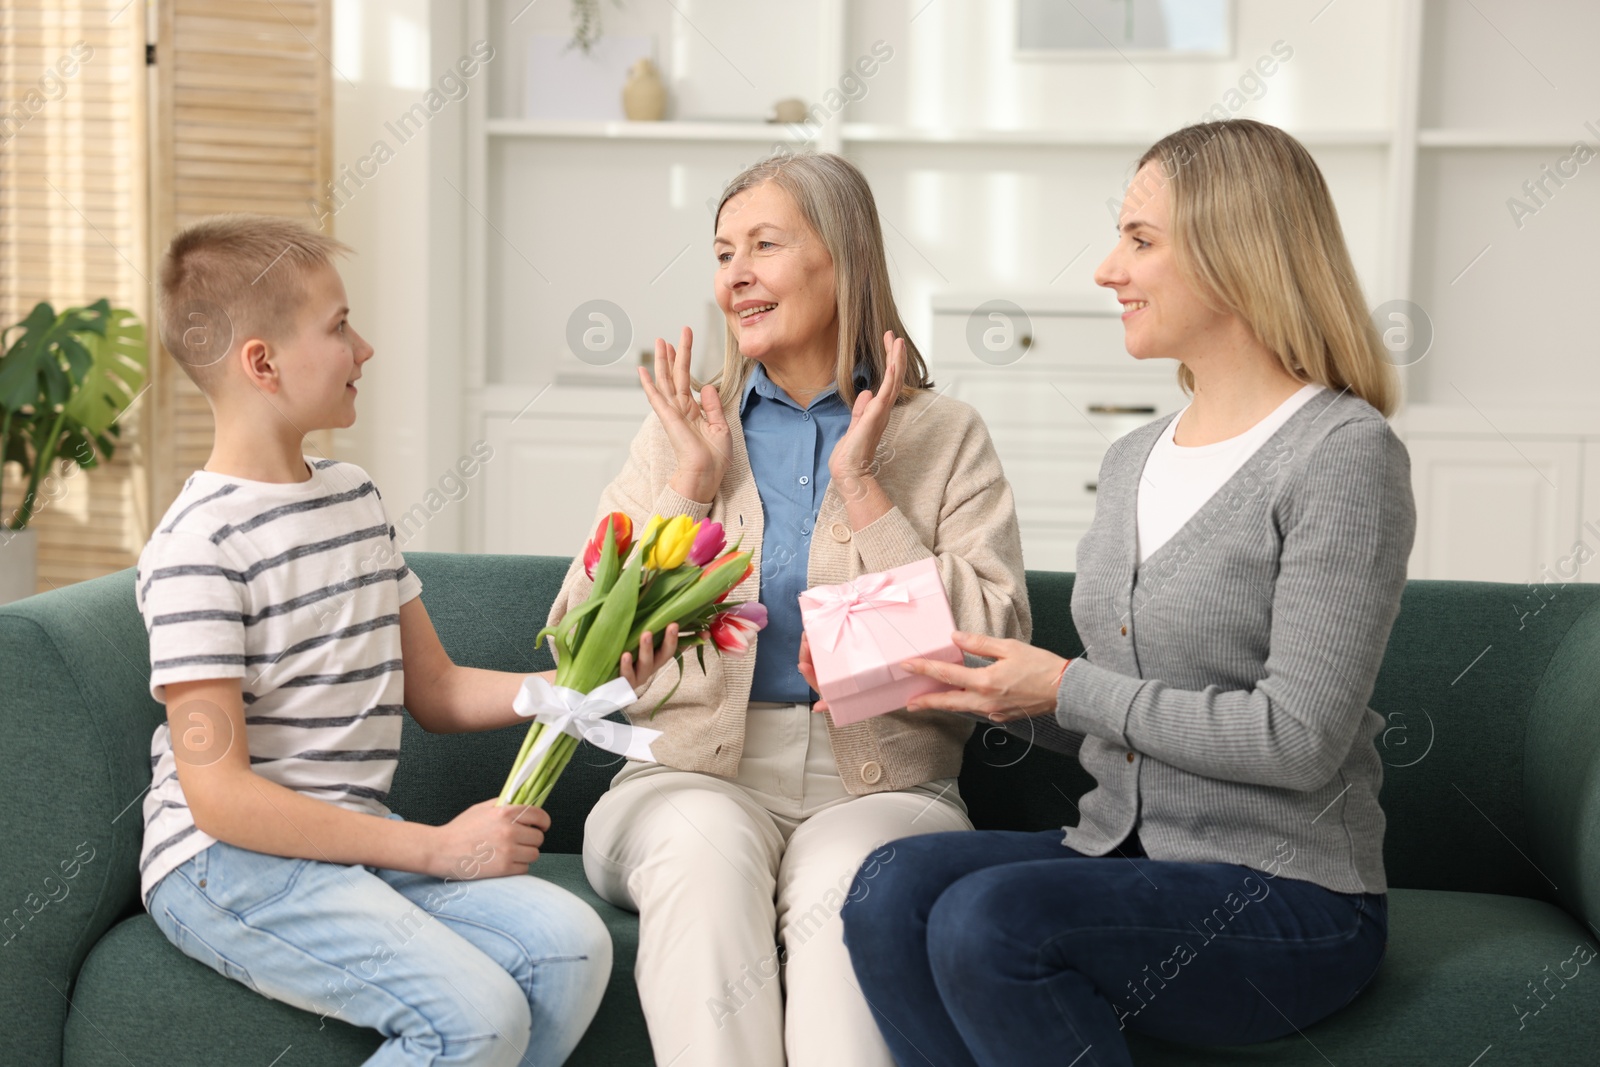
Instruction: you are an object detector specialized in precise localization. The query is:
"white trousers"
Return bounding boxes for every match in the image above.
[583,702,972,1067]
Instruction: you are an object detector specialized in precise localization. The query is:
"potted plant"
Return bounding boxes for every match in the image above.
[0,300,147,604]
[570,0,623,53]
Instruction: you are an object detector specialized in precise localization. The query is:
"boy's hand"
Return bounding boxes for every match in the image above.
[619,622,680,695]
[432,799,551,879]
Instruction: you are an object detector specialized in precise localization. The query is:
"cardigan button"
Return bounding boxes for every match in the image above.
[861,760,883,784]
[830,522,851,543]
[1125,752,1135,764]
[1120,625,1128,636]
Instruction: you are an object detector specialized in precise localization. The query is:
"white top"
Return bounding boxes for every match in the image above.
[1137,384,1325,564]
[134,458,423,904]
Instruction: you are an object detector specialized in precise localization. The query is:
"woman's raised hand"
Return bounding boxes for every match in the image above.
[638,327,731,504]
[828,330,905,486]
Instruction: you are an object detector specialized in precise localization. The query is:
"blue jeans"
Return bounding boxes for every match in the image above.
[147,835,612,1066]
[841,830,1387,1067]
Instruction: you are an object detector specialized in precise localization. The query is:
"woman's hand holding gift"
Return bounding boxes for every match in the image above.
[638,326,731,504]
[898,632,1068,723]
[798,632,829,713]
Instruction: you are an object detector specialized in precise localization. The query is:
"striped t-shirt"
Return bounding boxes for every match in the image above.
[134,457,422,904]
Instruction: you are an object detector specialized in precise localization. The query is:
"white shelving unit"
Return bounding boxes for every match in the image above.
[442,0,1600,582]
[485,118,819,142]
[483,119,1393,148]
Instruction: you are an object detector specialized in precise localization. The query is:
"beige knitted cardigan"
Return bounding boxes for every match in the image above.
[546,386,1032,795]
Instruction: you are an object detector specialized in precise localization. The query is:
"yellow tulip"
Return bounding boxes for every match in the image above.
[645,514,697,571]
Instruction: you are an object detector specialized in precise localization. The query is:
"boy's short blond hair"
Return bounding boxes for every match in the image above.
[157,214,350,389]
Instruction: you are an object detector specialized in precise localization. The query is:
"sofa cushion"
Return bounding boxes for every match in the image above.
[64,879,1599,1065]
[63,854,649,1066]
[1125,888,1600,1064]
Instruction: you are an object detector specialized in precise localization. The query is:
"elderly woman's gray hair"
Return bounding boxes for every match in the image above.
[711,151,933,407]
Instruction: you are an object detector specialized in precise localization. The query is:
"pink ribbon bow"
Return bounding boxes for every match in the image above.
[802,572,913,652]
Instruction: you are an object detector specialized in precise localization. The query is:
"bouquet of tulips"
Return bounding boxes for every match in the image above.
[497,511,767,808]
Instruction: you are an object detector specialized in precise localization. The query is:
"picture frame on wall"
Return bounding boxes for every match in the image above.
[1016,0,1233,60]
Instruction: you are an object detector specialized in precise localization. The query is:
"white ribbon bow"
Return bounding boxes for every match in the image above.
[803,572,912,651]
[505,676,662,798]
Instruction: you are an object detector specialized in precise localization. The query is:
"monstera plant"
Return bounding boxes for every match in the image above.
[0,299,148,531]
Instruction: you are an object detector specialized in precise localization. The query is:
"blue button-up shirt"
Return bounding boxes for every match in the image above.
[740,363,866,703]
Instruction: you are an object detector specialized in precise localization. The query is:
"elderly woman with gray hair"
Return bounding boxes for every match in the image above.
[544,152,1029,1066]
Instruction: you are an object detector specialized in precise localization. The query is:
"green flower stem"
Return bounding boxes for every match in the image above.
[530,734,580,807]
[515,731,577,808]
[498,720,548,804]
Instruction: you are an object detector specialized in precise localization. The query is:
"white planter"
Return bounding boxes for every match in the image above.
[0,527,39,605]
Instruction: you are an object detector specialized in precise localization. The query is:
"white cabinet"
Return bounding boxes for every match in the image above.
[1405,437,1582,584]
[928,296,1188,571]
[478,386,650,557]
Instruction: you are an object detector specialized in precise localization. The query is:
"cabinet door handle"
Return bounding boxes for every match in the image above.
[1087,403,1156,415]
[1084,481,1098,494]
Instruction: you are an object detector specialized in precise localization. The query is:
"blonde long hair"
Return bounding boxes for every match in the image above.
[711,152,931,407]
[1134,120,1397,416]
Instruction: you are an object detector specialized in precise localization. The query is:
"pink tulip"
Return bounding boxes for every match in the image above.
[687,521,726,567]
[730,601,767,628]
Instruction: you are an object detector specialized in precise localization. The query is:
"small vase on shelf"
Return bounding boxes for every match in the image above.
[622,58,666,121]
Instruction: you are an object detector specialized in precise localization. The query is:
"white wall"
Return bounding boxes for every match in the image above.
[331,0,467,550]
[845,0,1398,133]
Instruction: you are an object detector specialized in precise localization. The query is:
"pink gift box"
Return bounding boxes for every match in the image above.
[798,558,961,726]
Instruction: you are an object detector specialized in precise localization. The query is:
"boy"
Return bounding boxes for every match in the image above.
[138,215,675,1065]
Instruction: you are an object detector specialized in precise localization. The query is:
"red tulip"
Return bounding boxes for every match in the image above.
[701,550,753,602]
[583,512,634,580]
[709,603,766,656]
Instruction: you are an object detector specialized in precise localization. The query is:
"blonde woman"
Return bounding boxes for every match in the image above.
[548,152,1029,1066]
[835,120,1415,1066]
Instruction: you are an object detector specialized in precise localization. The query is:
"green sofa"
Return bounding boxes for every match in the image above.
[4,552,1600,1065]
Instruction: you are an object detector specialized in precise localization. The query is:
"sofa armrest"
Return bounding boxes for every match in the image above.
[0,573,157,1065]
[1524,596,1600,934]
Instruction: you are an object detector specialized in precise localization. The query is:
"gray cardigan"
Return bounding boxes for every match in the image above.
[1026,387,1414,894]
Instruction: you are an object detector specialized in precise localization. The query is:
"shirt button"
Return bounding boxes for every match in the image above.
[861,761,883,784]
[830,523,851,542]
[799,476,809,485]
[802,413,810,421]
[1125,752,1135,764]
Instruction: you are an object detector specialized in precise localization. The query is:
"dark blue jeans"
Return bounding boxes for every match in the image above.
[841,829,1387,1067]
